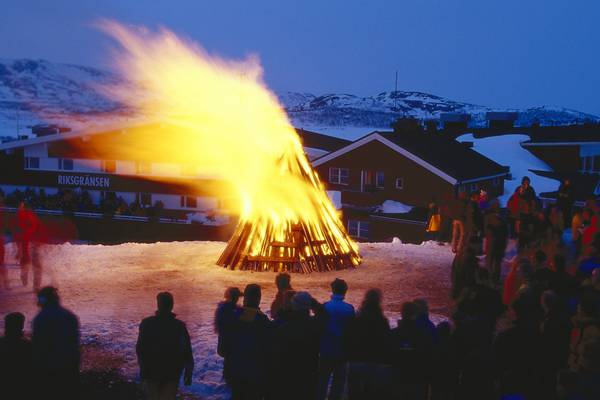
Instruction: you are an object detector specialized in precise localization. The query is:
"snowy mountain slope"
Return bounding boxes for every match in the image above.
[0,58,597,137]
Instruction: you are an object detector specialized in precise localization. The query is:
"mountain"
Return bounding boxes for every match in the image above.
[280,91,599,131]
[0,58,597,138]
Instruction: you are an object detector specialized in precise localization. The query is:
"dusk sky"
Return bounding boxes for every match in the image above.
[2,0,599,115]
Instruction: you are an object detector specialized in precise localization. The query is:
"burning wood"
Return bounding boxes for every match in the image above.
[82,21,361,272]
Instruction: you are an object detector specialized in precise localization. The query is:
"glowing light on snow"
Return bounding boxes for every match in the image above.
[78,21,359,270]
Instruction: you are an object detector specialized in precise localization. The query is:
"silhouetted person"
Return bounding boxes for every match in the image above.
[539,290,572,399]
[136,292,194,400]
[483,200,508,284]
[345,289,392,399]
[228,283,272,400]
[317,278,355,400]
[270,272,292,320]
[32,286,80,400]
[494,289,542,399]
[16,201,38,288]
[0,312,33,399]
[215,287,242,386]
[557,178,575,227]
[271,292,321,400]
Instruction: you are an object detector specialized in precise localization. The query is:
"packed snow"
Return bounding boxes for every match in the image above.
[456,134,561,204]
[376,200,413,214]
[0,240,454,399]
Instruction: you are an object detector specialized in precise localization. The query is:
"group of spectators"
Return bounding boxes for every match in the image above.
[1,188,166,219]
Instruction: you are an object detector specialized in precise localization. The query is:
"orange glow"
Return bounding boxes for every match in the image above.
[87,21,359,270]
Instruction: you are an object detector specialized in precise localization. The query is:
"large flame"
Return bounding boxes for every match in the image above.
[89,21,359,270]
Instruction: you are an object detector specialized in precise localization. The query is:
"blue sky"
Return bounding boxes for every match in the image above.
[2,0,599,114]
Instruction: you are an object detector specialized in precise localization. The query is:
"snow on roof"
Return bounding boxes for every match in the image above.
[456,133,560,205]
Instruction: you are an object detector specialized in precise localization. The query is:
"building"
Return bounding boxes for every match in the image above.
[0,124,348,243]
[312,130,510,243]
[440,113,470,131]
[521,126,600,205]
[486,112,518,130]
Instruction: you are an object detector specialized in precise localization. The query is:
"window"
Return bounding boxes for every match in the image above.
[329,167,349,185]
[582,156,600,173]
[492,178,500,187]
[136,161,152,175]
[180,195,198,208]
[137,193,152,207]
[395,178,404,189]
[376,171,385,188]
[361,170,384,192]
[102,160,116,173]
[100,191,116,200]
[470,183,478,192]
[24,157,40,169]
[458,184,466,193]
[348,220,369,239]
[58,158,74,171]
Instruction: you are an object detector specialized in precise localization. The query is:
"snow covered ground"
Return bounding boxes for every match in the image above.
[0,240,454,399]
[456,133,561,205]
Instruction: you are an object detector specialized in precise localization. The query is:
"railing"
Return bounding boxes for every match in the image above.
[0,207,191,225]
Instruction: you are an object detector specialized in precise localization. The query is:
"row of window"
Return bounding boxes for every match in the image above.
[99,191,201,209]
[329,168,404,190]
[24,157,156,175]
[581,156,600,173]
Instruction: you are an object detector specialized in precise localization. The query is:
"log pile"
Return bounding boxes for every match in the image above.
[217,218,360,272]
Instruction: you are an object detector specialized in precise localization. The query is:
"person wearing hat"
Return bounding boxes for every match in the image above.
[32,286,80,399]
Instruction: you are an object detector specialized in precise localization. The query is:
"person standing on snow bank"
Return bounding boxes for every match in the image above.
[137,291,194,400]
[15,201,44,290]
[32,286,80,400]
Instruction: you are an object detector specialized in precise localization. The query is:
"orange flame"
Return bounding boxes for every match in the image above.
[91,21,359,269]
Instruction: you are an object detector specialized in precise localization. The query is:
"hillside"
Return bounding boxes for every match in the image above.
[0,58,597,138]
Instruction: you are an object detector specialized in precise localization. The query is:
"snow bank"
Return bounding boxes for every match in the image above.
[456,133,560,205]
[0,240,453,399]
[376,200,413,214]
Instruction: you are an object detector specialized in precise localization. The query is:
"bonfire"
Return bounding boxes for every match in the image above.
[79,21,361,272]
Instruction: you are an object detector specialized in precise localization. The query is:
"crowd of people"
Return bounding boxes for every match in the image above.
[1,188,166,219]
[2,175,600,399]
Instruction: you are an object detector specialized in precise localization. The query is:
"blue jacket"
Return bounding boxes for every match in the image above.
[320,295,355,359]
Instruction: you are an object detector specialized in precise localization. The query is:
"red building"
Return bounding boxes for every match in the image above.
[313,131,509,243]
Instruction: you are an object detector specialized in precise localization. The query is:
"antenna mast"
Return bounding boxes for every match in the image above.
[394,70,398,111]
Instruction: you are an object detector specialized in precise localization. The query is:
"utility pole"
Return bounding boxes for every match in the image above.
[394,70,398,112]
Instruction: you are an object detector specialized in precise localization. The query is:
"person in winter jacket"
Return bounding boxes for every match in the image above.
[557,178,575,227]
[344,289,394,399]
[483,200,508,284]
[214,287,242,385]
[450,192,468,253]
[227,284,272,400]
[136,292,194,400]
[271,292,322,400]
[0,312,33,400]
[32,286,80,400]
[568,291,600,373]
[270,272,292,320]
[317,278,355,400]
